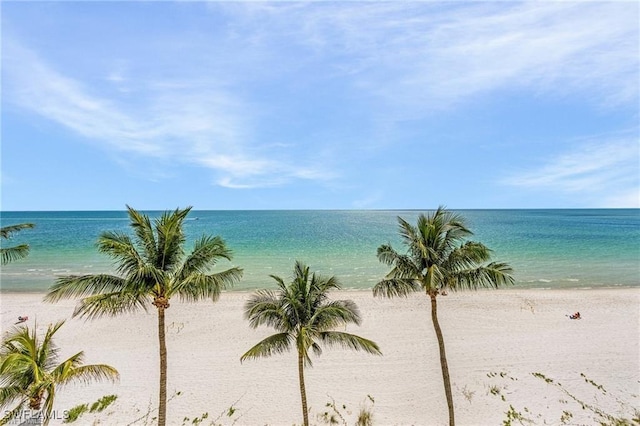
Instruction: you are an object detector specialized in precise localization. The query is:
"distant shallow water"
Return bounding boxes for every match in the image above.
[1,209,638,292]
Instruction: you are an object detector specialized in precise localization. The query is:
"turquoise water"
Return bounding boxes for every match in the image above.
[1,209,638,292]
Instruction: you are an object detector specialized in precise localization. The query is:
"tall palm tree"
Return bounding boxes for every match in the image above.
[1,223,35,265]
[0,321,119,426]
[373,206,514,426]
[241,261,382,426]
[44,206,243,426]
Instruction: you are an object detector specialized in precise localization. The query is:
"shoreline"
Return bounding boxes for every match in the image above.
[1,288,638,425]
[1,284,639,296]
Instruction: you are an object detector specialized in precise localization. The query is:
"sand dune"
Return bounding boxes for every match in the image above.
[1,288,638,425]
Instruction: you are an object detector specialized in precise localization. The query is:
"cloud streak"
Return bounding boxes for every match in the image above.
[222,2,638,112]
[503,134,639,207]
[2,2,637,208]
[2,40,331,189]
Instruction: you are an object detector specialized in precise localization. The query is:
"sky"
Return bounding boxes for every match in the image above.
[1,1,639,211]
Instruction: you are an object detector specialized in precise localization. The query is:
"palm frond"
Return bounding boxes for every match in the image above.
[244,291,289,331]
[311,300,362,330]
[0,385,26,409]
[372,279,419,298]
[72,291,150,319]
[1,223,35,265]
[378,244,423,282]
[0,223,35,239]
[293,261,309,285]
[54,359,120,386]
[424,264,444,292]
[1,345,37,381]
[178,235,233,277]
[98,232,147,277]
[39,322,63,376]
[446,241,492,270]
[240,333,292,363]
[42,385,56,426]
[387,258,422,281]
[320,331,382,355]
[269,274,288,293]
[452,262,515,291]
[126,205,158,262]
[244,290,278,315]
[154,207,190,271]
[296,328,317,367]
[124,265,166,292]
[397,216,419,248]
[376,244,400,266]
[310,342,323,357]
[44,274,127,303]
[312,273,341,295]
[418,208,472,259]
[441,209,472,242]
[173,267,243,302]
[1,245,31,265]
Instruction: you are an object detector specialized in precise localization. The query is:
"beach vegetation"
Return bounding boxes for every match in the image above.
[182,411,208,425]
[45,206,243,426]
[0,321,119,426]
[181,408,242,426]
[63,394,118,423]
[488,385,506,402]
[485,370,639,426]
[460,385,475,403]
[64,403,88,423]
[356,407,374,426]
[317,394,375,426]
[89,394,118,413]
[126,390,182,426]
[178,393,244,425]
[531,372,639,425]
[560,410,573,424]
[240,261,382,426]
[373,206,514,426]
[1,222,35,265]
[503,404,533,426]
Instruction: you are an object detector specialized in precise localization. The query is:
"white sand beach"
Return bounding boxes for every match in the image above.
[1,288,638,425]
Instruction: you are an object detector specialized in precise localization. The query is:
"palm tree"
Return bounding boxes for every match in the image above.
[241,261,381,426]
[44,206,243,426]
[0,321,119,426]
[373,206,514,426]
[1,223,35,265]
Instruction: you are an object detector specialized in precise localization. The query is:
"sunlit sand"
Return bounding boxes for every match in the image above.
[2,288,638,425]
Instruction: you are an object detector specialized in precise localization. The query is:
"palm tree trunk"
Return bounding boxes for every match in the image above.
[430,293,455,426]
[157,306,168,426]
[297,350,309,426]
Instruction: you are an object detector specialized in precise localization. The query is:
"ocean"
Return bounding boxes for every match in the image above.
[1,209,638,292]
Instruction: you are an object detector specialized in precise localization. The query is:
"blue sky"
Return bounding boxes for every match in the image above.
[1,1,638,211]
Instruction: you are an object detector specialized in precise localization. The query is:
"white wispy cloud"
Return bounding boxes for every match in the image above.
[3,2,637,201]
[4,43,163,156]
[223,1,638,111]
[502,135,639,207]
[2,40,331,189]
[421,2,639,107]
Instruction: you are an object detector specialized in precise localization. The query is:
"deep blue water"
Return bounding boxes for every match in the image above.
[1,209,638,292]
